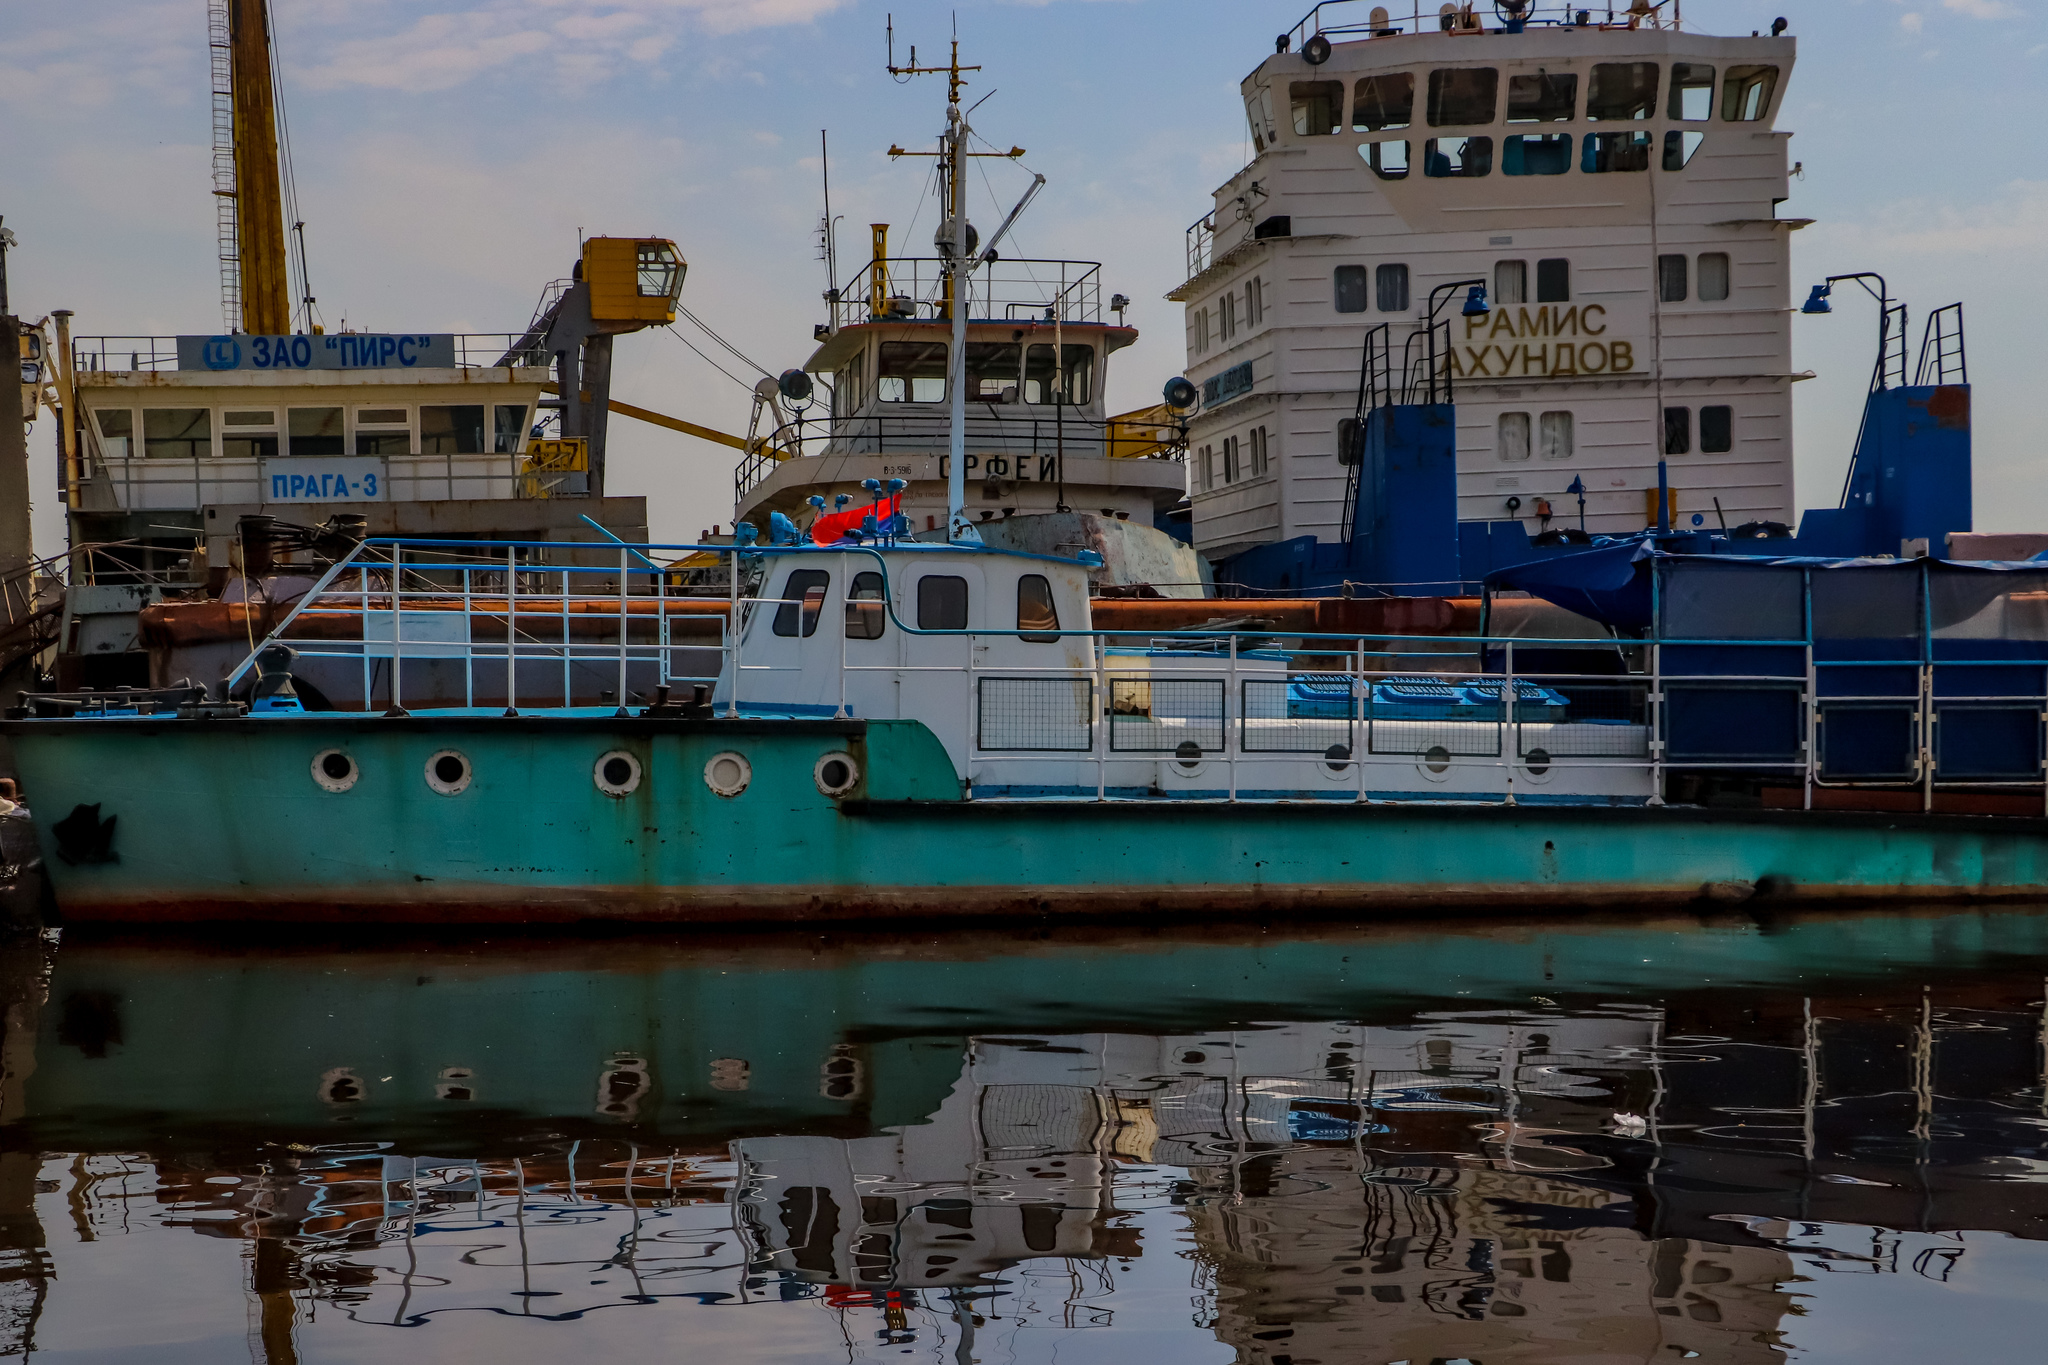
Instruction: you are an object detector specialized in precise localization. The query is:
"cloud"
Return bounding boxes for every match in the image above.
[1809,179,2048,258]
[1900,12,1925,33]
[1942,0,2021,16]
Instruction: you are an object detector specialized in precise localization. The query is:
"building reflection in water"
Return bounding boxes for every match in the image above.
[2,914,2047,1361]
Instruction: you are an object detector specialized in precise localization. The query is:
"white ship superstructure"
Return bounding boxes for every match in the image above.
[1174,3,1799,561]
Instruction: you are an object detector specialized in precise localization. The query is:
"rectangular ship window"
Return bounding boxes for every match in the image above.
[93,409,134,460]
[1291,80,1344,136]
[1700,405,1733,453]
[1425,136,1492,177]
[846,571,887,640]
[1582,130,1651,173]
[1024,345,1092,405]
[288,407,346,456]
[1669,62,1715,120]
[965,342,1023,403]
[1503,133,1571,175]
[1506,71,1576,123]
[1016,574,1060,643]
[144,409,212,459]
[1427,68,1498,126]
[493,404,529,452]
[1498,412,1531,462]
[1586,62,1658,120]
[918,575,969,630]
[773,568,831,638]
[1535,258,1569,303]
[223,411,276,460]
[1376,263,1410,313]
[1353,73,1414,130]
[1722,65,1779,122]
[1359,140,1411,180]
[1698,252,1730,302]
[418,405,484,455]
[878,340,947,403]
[1658,253,1688,303]
[1494,260,1527,306]
[1539,410,1574,460]
[1334,265,1369,314]
[1663,129,1705,170]
[1664,406,1691,455]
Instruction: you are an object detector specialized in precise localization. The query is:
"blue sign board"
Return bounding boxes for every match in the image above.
[177,334,457,372]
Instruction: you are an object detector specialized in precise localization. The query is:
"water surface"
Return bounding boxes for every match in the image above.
[6,907,2048,1362]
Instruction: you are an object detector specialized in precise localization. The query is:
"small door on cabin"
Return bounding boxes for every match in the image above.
[899,563,985,759]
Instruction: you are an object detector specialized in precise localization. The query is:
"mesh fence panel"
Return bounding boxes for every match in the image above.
[976,677,1093,751]
[1517,679,1650,757]
[1241,678,1355,753]
[1110,677,1226,752]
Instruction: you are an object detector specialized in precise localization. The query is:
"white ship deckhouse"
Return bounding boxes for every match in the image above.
[1173,3,1800,569]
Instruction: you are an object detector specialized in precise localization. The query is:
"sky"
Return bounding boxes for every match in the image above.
[3,0,2043,551]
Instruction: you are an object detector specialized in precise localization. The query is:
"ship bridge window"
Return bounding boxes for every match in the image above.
[1582,131,1651,173]
[1017,574,1060,642]
[1353,72,1414,131]
[1506,71,1576,123]
[1698,252,1730,302]
[1669,63,1715,120]
[288,407,345,457]
[354,408,409,457]
[1024,345,1092,405]
[493,405,529,453]
[846,571,887,640]
[1291,80,1345,136]
[224,410,279,460]
[1503,134,1571,175]
[1663,130,1705,170]
[1494,260,1527,305]
[1377,264,1410,313]
[1586,63,1658,121]
[1334,265,1369,314]
[1426,68,1497,126]
[965,342,1023,403]
[917,575,969,631]
[1536,258,1569,302]
[878,340,948,403]
[92,409,134,460]
[1424,136,1492,178]
[419,404,485,455]
[1721,65,1779,122]
[145,408,212,459]
[773,568,831,638]
[1359,140,1410,180]
[1246,88,1276,153]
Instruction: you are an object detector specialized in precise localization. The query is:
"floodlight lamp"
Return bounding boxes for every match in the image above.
[1801,284,1833,315]
[1462,284,1489,317]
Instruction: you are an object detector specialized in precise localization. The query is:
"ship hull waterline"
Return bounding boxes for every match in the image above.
[5,716,2047,924]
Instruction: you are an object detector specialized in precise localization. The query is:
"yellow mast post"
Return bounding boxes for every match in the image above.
[229,0,290,335]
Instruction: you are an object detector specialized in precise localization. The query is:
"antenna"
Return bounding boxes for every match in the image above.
[819,130,839,303]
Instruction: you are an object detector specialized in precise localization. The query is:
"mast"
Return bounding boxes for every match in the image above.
[225,0,290,335]
[944,81,973,542]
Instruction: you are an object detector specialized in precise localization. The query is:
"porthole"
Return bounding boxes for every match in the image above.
[704,751,752,797]
[1174,740,1204,771]
[594,749,642,797]
[425,749,472,795]
[814,751,860,797]
[1523,746,1554,780]
[1321,743,1353,780]
[311,748,358,793]
[1418,744,1453,782]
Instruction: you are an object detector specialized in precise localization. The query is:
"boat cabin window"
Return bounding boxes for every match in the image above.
[1426,68,1497,126]
[845,571,887,640]
[1582,131,1651,173]
[1538,410,1573,460]
[1353,73,1413,131]
[1664,406,1691,455]
[636,241,682,298]
[1506,71,1576,123]
[834,352,865,417]
[1658,253,1687,303]
[1586,63,1658,121]
[1669,63,1715,120]
[493,405,529,453]
[1359,140,1410,180]
[965,342,1023,403]
[1721,65,1778,122]
[354,407,409,456]
[1700,405,1733,453]
[1376,264,1410,313]
[1494,260,1527,305]
[878,340,947,403]
[1024,345,1092,405]
[1291,80,1344,136]
[773,568,831,638]
[1017,574,1060,642]
[1698,252,1730,302]
[1246,87,1276,152]
[92,409,134,459]
[1662,130,1705,170]
[1536,258,1570,302]
[1503,133,1570,175]
[917,575,969,630]
[1498,412,1531,461]
[144,408,211,459]
[419,404,486,454]
[223,410,279,460]
[1425,136,1492,178]
[288,407,345,456]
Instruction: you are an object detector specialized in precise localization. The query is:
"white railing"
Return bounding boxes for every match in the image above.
[1285,0,1683,48]
[96,454,526,511]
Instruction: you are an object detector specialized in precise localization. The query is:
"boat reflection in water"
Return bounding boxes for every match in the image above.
[6,909,2048,1361]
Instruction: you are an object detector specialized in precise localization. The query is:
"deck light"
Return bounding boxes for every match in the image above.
[1801,284,1832,314]
[1462,285,1490,317]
